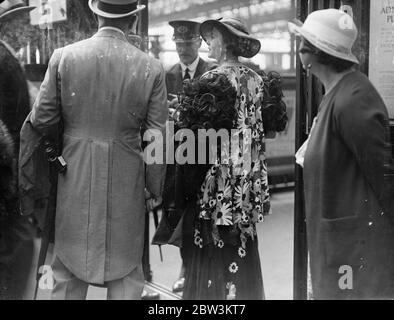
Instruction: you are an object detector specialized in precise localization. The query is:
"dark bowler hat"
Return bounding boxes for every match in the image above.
[169,20,201,43]
[89,0,145,19]
[0,0,35,22]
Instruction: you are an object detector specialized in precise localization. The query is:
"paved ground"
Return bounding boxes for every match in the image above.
[148,190,294,300]
[260,191,294,300]
[29,191,294,300]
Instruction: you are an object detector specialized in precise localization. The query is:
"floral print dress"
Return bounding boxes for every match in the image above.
[183,64,271,300]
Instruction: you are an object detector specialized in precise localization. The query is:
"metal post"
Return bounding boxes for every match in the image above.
[293,0,308,301]
[138,0,152,282]
[293,0,331,301]
[139,0,149,53]
[340,0,370,74]
[142,209,152,282]
[290,0,296,72]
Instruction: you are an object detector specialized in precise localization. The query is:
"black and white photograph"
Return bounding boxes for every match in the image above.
[0,0,393,307]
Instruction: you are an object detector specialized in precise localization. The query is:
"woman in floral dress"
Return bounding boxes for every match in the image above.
[177,18,287,300]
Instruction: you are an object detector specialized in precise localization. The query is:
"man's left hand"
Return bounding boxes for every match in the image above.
[146,196,163,212]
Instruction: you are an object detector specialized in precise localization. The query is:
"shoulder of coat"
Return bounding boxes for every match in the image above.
[0,44,9,63]
[0,40,8,54]
[58,39,90,60]
[333,72,366,101]
[62,37,93,52]
[0,119,14,164]
[166,63,181,74]
[200,58,217,70]
[139,52,164,72]
[0,40,17,61]
[130,52,166,80]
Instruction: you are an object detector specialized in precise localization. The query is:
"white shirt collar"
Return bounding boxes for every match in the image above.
[180,56,200,79]
[99,26,125,36]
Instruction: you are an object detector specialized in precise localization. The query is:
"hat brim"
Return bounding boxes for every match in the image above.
[172,37,201,43]
[169,20,200,28]
[200,19,261,58]
[89,0,145,19]
[169,20,201,43]
[288,21,359,65]
[0,6,36,22]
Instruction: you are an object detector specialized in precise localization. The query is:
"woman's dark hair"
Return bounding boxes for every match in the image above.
[304,39,355,73]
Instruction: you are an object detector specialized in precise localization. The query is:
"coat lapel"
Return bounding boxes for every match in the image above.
[194,58,206,79]
[174,63,183,93]
[166,63,183,94]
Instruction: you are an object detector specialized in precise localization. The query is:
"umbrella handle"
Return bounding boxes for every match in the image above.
[152,208,164,262]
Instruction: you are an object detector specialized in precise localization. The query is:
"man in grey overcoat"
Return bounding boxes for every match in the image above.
[27,0,167,300]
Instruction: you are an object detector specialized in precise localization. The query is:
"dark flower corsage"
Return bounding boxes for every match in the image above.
[174,73,238,194]
[259,71,288,133]
[176,73,238,133]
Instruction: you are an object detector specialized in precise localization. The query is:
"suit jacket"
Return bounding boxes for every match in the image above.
[165,57,215,96]
[19,113,60,239]
[303,71,394,299]
[0,118,17,218]
[0,40,34,300]
[0,40,31,148]
[28,28,168,284]
[154,58,215,248]
[163,57,215,210]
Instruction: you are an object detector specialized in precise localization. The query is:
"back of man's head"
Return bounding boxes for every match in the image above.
[97,14,138,33]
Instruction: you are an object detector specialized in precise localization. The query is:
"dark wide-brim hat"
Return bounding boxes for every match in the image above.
[169,20,201,42]
[89,0,145,19]
[0,0,36,22]
[200,18,261,58]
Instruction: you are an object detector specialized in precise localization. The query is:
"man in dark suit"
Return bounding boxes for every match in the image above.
[166,20,214,104]
[164,20,215,293]
[0,0,36,300]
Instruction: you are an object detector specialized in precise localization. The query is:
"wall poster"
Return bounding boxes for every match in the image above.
[369,0,394,119]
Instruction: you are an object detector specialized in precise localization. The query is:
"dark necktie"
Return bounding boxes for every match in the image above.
[183,68,191,81]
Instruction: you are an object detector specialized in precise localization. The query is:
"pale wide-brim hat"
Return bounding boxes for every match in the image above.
[288,8,359,64]
[0,0,36,22]
[89,0,145,19]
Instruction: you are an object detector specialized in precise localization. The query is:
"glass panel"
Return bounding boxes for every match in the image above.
[2,0,296,300]
[146,0,296,300]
